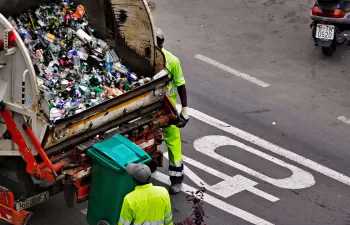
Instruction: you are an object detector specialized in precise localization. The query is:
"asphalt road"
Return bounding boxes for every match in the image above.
[31,0,350,224]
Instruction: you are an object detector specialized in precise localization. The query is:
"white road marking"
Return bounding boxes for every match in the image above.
[194,135,315,189]
[187,106,350,187]
[152,171,274,225]
[165,152,279,202]
[194,54,270,87]
[81,209,87,215]
[338,116,350,125]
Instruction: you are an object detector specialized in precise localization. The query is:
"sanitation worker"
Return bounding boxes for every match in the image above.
[118,163,173,225]
[155,28,189,195]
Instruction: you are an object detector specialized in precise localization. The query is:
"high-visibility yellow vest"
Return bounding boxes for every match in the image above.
[118,184,173,225]
[162,48,186,105]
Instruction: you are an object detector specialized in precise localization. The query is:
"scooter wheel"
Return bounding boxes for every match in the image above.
[322,46,336,56]
[97,220,110,225]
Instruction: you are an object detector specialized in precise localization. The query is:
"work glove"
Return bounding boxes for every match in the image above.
[177,106,189,128]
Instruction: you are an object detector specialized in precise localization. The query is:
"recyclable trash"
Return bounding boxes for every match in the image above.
[10,0,152,123]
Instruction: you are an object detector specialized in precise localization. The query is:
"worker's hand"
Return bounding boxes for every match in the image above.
[177,107,189,128]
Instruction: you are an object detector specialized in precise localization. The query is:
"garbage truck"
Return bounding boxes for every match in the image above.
[0,0,179,224]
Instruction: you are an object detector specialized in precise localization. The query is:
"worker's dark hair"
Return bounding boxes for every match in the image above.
[132,176,151,186]
[155,28,165,48]
[157,36,164,46]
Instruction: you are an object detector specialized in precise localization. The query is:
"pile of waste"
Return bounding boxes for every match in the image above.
[9,0,151,123]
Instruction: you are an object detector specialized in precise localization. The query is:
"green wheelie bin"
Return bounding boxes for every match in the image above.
[86,134,151,225]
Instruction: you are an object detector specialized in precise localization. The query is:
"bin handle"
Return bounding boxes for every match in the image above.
[130,155,150,164]
[92,150,121,167]
[92,150,151,169]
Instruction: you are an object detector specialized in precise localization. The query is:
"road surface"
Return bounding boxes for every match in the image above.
[31,0,350,224]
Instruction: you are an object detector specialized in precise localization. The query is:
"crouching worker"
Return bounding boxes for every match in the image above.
[118,163,173,225]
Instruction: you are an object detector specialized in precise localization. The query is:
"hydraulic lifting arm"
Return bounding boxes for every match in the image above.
[0,102,57,182]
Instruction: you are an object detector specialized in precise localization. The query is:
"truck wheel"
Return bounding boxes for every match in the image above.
[97,220,110,225]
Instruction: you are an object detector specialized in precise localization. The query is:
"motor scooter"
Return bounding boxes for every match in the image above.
[310,0,350,56]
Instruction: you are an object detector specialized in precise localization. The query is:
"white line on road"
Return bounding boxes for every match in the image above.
[338,116,350,125]
[81,209,87,215]
[152,171,274,225]
[187,106,350,187]
[194,54,270,87]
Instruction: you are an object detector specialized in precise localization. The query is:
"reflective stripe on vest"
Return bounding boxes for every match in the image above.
[168,87,176,96]
[167,80,176,96]
[119,218,131,225]
[174,75,184,82]
[165,212,172,219]
[169,160,183,167]
[164,212,173,225]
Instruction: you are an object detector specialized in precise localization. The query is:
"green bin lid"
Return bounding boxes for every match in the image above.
[88,134,151,170]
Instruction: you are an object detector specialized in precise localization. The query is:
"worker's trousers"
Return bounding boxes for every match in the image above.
[163,125,183,184]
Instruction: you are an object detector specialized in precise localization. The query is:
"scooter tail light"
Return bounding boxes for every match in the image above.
[333,9,345,18]
[312,6,319,16]
[313,5,345,18]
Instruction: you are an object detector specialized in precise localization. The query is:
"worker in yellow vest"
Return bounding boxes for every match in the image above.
[118,163,173,225]
[155,28,189,194]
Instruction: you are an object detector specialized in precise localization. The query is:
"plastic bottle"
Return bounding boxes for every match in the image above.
[113,62,138,81]
[50,108,65,122]
[73,55,81,70]
[123,82,131,91]
[93,87,104,96]
[79,85,91,96]
[74,88,81,98]
[67,28,73,40]
[98,39,109,53]
[77,49,89,60]
[105,53,112,72]
[49,43,60,55]
[76,29,92,43]
[66,99,79,111]
[35,50,45,63]
[18,27,33,40]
